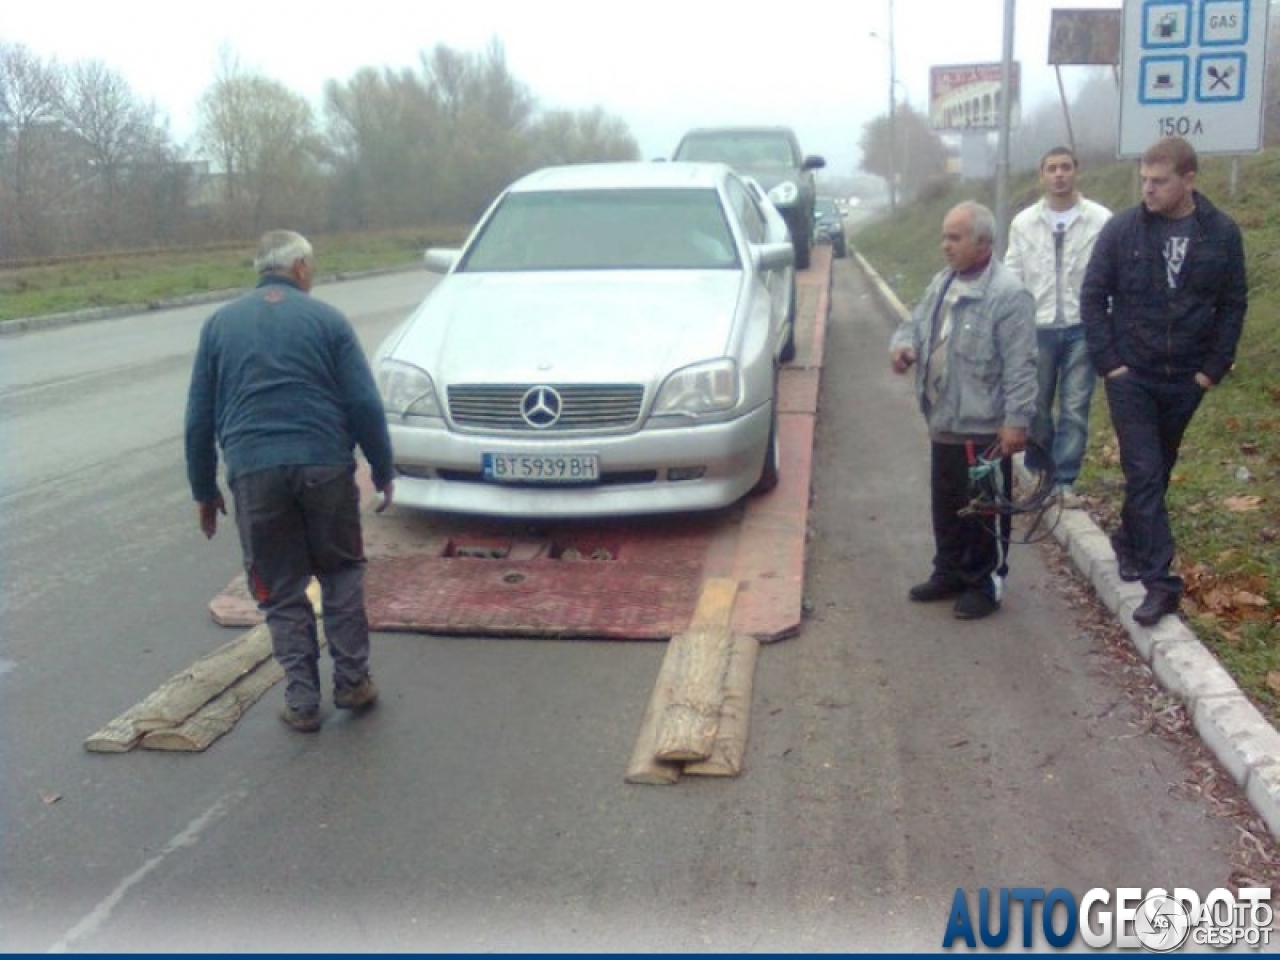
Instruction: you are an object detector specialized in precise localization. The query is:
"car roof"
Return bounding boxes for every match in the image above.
[679,125,795,137]
[506,161,735,193]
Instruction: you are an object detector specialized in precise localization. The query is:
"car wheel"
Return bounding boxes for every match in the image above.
[780,284,797,364]
[793,228,812,271]
[751,393,780,496]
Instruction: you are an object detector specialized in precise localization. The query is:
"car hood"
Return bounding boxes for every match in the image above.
[384,271,745,385]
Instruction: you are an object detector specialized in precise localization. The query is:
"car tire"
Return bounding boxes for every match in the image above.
[793,227,812,271]
[751,393,780,496]
[780,284,797,364]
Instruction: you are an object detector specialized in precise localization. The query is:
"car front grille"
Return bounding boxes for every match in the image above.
[447,383,645,431]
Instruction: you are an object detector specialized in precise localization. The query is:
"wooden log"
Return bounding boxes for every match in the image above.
[142,621,330,752]
[683,633,760,777]
[83,624,275,753]
[651,577,739,763]
[624,578,739,784]
[140,658,284,751]
[653,624,733,762]
[85,581,324,754]
[624,649,685,785]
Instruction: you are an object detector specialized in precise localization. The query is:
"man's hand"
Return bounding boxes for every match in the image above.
[997,426,1028,458]
[375,480,395,514]
[890,346,917,375]
[1194,372,1214,390]
[199,494,227,539]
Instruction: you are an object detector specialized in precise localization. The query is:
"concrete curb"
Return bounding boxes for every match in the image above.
[853,250,1280,841]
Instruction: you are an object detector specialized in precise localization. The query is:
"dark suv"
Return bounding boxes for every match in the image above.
[672,126,825,269]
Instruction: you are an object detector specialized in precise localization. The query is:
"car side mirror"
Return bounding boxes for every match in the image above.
[423,248,462,274]
[802,155,827,171]
[753,242,795,272]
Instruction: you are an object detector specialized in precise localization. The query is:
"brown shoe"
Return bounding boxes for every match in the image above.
[334,677,379,711]
[280,706,322,733]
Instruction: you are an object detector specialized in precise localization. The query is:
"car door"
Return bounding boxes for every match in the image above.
[732,176,794,359]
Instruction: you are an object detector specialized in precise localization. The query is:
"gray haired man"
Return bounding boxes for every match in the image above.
[185,230,395,731]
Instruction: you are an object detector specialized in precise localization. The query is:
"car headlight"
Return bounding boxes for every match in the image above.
[376,359,442,418]
[652,359,738,417]
[768,180,799,206]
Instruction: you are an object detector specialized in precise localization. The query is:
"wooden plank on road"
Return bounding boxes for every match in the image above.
[626,578,739,782]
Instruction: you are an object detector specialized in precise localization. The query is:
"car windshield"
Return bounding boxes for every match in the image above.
[675,132,795,167]
[815,198,840,218]
[459,188,740,272]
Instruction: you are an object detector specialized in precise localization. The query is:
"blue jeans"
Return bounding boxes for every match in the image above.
[230,464,372,713]
[1025,325,1095,488]
[1104,371,1205,597]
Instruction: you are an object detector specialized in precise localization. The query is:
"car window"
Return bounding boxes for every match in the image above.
[725,178,767,244]
[675,132,796,167]
[815,198,840,218]
[459,189,741,272]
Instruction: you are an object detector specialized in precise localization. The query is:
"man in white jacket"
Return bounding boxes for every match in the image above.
[1005,146,1111,507]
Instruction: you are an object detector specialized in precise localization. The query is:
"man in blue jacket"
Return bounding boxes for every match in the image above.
[185,230,395,732]
[1081,137,1248,627]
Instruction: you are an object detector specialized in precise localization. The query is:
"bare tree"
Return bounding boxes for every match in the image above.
[0,42,65,256]
[859,103,948,203]
[420,40,536,221]
[195,49,325,236]
[57,59,179,245]
[324,66,441,229]
[528,106,640,167]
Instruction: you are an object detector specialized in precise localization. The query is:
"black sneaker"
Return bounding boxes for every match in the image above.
[953,589,1000,620]
[1133,590,1179,626]
[280,706,322,733]
[909,576,966,603]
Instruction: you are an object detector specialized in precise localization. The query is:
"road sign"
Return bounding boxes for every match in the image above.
[1118,0,1271,156]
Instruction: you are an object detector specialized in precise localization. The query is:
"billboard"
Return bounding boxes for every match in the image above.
[1049,8,1123,66]
[929,62,1022,130]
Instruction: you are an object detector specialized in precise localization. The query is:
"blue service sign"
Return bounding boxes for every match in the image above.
[1119,0,1270,156]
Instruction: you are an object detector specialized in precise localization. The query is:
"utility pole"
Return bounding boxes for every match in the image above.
[887,0,898,214]
[994,0,1015,258]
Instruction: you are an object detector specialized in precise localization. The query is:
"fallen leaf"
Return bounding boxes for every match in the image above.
[40,791,62,805]
[1268,672,1280,697]
[1234,591,1269,608]
[1222,495,1263,512]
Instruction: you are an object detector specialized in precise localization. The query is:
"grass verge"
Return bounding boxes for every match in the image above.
[0,227,470,323]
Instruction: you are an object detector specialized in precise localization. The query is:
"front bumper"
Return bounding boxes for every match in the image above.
[386,403,773,518]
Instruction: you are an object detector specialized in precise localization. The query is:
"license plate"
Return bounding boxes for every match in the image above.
[482,452,600,484]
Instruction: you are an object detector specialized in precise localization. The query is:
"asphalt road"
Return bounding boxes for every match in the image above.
[0,258,1244,951]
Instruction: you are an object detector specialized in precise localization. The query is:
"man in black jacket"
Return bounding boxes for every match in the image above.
[1081,137,1248,627]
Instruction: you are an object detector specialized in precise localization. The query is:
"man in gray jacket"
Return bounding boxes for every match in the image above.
[889,202,1038,619]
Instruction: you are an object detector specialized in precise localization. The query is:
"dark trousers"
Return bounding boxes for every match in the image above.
[230,464,371,713]
[1104,371,1204,597]
[929,439,1012,601]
